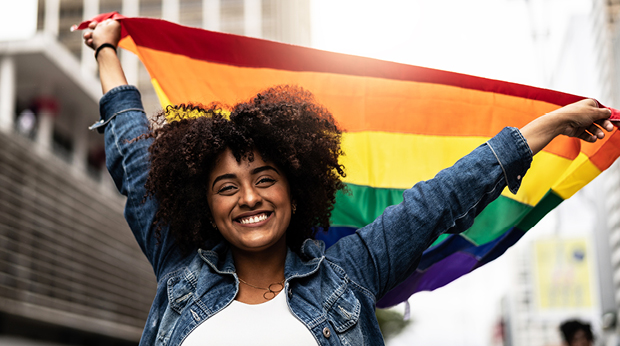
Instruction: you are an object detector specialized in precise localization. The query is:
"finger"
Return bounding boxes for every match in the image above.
[88,21,97,29]
[583,98,599,108]
[598,107,612,120]
[587,124,605,139]
[579,131,597,142]
[595,118,615,132]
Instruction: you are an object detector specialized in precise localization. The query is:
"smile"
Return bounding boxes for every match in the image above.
[236,212,271,225]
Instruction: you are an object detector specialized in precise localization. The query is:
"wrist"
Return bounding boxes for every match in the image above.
[520,113,562,155]
[541,110,573,138]
[95,43,117,60]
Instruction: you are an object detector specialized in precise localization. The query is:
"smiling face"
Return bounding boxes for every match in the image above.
[207,148,292,254]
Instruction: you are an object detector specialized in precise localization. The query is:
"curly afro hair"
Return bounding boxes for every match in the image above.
[144,85,346,253]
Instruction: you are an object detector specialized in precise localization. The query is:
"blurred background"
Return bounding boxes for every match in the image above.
[0,0,619,345]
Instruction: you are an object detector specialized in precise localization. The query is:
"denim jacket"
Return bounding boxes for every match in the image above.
[95,85,532,346]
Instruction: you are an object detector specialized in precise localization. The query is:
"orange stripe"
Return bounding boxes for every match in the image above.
[135,47,610,160]
[579,128,620,171]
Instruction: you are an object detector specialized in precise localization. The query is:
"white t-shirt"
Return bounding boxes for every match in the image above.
[181,291,318,345]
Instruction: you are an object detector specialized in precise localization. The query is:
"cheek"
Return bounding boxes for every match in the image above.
[207,195,230,221]
[274,190,292,210]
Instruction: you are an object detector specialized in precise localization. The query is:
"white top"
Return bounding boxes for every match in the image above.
[180,291,318,345]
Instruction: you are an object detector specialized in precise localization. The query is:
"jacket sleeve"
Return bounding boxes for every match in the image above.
[325,127,533,300]
[95,85,182,280]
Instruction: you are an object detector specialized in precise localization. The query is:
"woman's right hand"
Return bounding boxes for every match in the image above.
[83,19,121,51]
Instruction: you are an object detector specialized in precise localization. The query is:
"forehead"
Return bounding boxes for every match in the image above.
[209,149,269,177]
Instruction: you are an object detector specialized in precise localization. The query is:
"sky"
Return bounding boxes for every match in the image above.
[0,0,38,41]
[311,0,539,84]
[310,0,599,345]
[311,0,592,90]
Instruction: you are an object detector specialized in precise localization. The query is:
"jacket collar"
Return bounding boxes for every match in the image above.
[284,239,325,279]
[198,241,236,275]
[198,238,326,280]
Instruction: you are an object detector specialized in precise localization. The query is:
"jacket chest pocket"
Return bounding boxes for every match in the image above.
[156,269,197,346]
[168,271,197,313]
[326,288,363,346]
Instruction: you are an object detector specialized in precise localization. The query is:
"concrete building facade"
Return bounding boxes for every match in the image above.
[0,0,310,344]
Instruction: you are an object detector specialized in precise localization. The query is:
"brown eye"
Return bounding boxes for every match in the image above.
[257,177,276,185]
[218,185,236,194]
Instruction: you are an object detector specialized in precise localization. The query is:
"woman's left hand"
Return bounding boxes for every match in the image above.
[520,99,614,155]
[550,99,614,142]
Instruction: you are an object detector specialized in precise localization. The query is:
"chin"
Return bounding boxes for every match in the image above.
[234,235,287,253]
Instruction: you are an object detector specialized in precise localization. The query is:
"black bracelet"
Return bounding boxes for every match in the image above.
[95,43,117,60]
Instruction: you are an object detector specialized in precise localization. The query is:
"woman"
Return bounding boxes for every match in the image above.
[84,19,614,346]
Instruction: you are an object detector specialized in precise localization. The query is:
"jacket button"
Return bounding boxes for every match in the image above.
[323,327,331,338]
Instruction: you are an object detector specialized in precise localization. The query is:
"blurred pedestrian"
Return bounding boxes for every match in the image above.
[16,109,36,138]
[560,319,595,346]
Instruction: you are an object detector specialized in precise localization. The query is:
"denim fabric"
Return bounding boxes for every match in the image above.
[97,85,532,346]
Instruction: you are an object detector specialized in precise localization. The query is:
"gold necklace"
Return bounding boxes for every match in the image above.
[238,277,285,300]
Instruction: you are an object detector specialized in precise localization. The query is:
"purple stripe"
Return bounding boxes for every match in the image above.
[377,252,478,308]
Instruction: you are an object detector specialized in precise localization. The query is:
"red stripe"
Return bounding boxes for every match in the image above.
[120,18,585,107]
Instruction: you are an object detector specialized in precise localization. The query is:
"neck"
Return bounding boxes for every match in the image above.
[231,238,288,304]
[233,244,287,284]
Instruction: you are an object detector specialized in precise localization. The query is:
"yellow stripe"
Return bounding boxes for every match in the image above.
[152,78,172,108]
[340,132,486,187]
[551,152,602,199]
[341,131,575,207]
[507,150,573,206]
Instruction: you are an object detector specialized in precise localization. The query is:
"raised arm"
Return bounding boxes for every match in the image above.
[83,19,127,93]
[83,21,181,279]
[328,99,614,300]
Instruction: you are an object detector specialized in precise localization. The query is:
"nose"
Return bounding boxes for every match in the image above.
[239,185,262,208]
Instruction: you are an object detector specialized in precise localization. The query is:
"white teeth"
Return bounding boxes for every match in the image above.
[240,213,268,224]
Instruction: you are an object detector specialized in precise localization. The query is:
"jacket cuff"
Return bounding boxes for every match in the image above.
[486,127,533,194]
[90,85,145,133]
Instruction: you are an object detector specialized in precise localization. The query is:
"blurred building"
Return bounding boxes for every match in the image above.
[503,236,599,346]
[499,1,620,345]
[0,0,310,345]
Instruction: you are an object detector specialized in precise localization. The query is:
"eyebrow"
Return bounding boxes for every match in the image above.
[211,165,279,190]
[251,165,279,175]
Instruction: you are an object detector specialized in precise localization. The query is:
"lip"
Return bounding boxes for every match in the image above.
[234,210,273,227]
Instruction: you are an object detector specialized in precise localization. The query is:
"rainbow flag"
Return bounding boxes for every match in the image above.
[77,13,620,308]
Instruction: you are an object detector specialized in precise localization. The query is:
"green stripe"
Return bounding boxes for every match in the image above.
[332,183,560,246]
[332,184,405,227]
[459,195,530,245]
[514,190,563,231]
